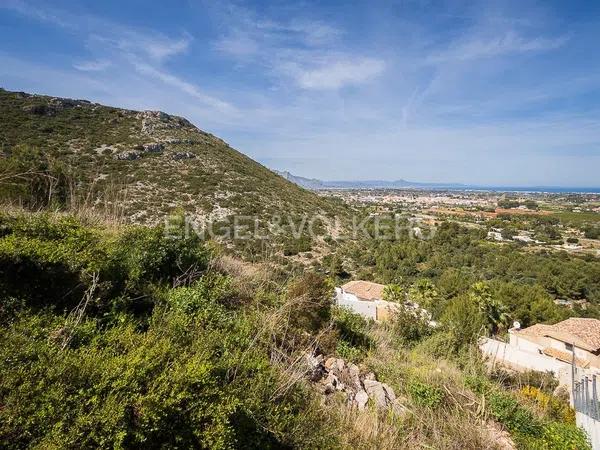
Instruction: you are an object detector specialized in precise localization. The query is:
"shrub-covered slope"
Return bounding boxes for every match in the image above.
[0,211,590,449]
[0,88,342,226]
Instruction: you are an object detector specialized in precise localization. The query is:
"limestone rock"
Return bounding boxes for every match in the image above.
[172,151,196,160]
[382,383,396,402]
[324,357,337,370]
[114,151,141,161]
[143,142,163,153]
[363,379,388,408]
[355,389,369,410]
[363,372,376,381]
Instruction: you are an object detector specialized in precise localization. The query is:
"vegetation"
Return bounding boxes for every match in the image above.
[0,88,596,448]
[0,88,347,260]
[0,211,591,449]
[335,221,600,325]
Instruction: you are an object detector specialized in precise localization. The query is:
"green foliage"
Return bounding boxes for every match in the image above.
[530,422,591,449]
[440,294,485,351]
[389,305,433,345]
[331,306,373,361]
[0,273,337,449]
[470,282,511,335]
[491,369,559,394]
[0,212,208,315]
[382,283,404,302]
[286,272,333,333]
[408,278,443,317]
[488,391,544,436]
[584,226,600,240]
[408,380,444,408]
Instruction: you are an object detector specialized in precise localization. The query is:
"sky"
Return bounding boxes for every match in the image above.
[1,0,600,187]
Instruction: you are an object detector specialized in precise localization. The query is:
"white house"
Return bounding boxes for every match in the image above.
[334,280,396,321]
[481,318,600,387]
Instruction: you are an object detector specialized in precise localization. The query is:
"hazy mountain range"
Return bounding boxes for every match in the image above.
[273,171,600,194]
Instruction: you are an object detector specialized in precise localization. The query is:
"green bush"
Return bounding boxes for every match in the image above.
[0,213,208,316]
[534,422,590,449]
[332,306,373,350]
[0,287,337,449]
[488,391,543,437]
[408,380,444,408]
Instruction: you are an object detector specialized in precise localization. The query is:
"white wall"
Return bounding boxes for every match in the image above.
[510,333,545,354]
[334,287,377,320]
[480,337,573,386]
[577,413,600,450]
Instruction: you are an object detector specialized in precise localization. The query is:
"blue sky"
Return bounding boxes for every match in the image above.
[1,0,600,186]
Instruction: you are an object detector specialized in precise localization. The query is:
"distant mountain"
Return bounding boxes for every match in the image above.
[273,170,467,190]
[272,171,600,193]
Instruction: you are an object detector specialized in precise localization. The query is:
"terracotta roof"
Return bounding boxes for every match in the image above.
[518,318,600,353]
[547,318,600,352]
[542,347,590,368]
[341,280,385,301]
[517,323,554,338]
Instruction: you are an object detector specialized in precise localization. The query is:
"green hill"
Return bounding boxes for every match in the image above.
[0,88,342,229]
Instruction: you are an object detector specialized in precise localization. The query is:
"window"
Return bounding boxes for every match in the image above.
[565,343,574,351]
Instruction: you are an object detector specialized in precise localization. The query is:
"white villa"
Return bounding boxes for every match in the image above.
[334,280,396,321]
[481,318,600,386]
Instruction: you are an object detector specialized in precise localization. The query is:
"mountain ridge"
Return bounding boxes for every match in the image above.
[0,88,343,230]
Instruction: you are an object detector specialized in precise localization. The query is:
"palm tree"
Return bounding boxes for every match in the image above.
[470,282,510,335]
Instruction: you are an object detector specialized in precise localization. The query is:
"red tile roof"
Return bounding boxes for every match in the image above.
[341,280,385,301]
[518,318,600,352]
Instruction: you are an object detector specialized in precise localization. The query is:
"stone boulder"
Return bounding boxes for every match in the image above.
[114,151,141,161]
[363,379,388,408]
[172,151,196,160]
[143,142,164,153]
[354,389,369,410]
[305,352,404,413]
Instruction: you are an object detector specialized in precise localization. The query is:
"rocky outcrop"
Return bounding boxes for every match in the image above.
[22,98,91,116]
[305,353,407,413]
[114,150,141,161]
[139,110,194,135]
[171,151,196,160]
[142,142,163,153]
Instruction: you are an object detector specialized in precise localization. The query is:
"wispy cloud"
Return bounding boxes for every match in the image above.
[4,1,234,117]
[427,31,568,63]
[132,62,236,114]
[73,59,112,72]
[284,57,385,90]
[211,4,379,90]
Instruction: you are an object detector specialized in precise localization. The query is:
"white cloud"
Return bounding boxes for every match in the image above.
[428,31,568,63]
[211,5,381,91]
[287,57,386,90]
[132,62,237,115]
[127,32,191,62]
[73,59,112,72]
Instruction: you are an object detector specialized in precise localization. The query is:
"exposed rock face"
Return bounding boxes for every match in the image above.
[304,353,405,413]
[114,151,142,161]
[142,142,163,153]
[22,98,90,116]
[139,110,194,135]
[171,151,196,160]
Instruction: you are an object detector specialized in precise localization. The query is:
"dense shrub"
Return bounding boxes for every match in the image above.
[286,272,333,333]
[0,282,337,449]
[408,381,444,408]
[331,306,373,361]
[0,213,208,316]
[519,386,575,424]
[488,391,544,436]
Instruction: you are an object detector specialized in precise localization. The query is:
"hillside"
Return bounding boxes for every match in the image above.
[0,88,342,229]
